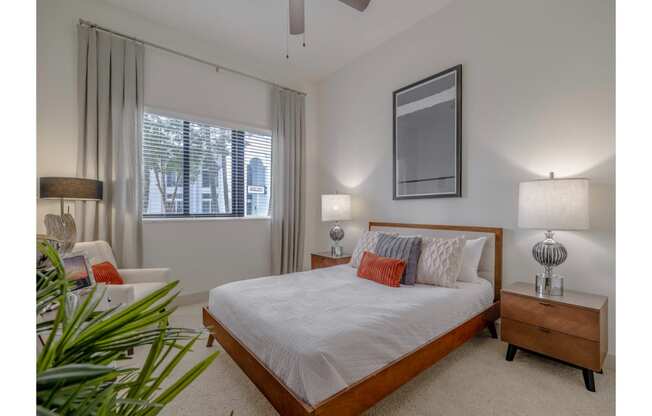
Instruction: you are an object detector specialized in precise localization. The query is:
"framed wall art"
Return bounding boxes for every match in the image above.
[393,64,462,199]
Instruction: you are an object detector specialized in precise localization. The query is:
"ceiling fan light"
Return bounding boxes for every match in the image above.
[289,0,305,35]
[338,0,372,12]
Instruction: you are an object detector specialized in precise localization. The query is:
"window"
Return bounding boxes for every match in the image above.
[166,171,178,187]
[143,111,272,218]
[245,132,273,216]
[201,169,211,188]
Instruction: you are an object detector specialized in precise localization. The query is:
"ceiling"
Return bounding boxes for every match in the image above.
[102,0,454,84]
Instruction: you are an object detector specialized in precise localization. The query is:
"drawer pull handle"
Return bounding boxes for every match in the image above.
[539,327,551,333]
[539,302,554,307]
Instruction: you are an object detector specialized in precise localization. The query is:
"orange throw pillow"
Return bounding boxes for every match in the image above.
[92,261,124,285]
[357,251,405,288]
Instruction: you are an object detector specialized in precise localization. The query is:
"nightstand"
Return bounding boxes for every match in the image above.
[501,282,608,392]
[311,252,351,270]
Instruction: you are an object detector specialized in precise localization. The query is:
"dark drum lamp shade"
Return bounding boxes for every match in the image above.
[39,177,104,252]
[40,177,103,218]
[39,177,103,201]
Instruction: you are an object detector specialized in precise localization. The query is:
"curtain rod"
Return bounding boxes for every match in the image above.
[78,19,307,97]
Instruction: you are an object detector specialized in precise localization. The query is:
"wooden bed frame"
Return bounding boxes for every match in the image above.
[203,222,503,416]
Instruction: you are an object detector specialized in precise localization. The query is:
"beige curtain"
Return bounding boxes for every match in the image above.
[271,89,306,274]
[76,25,144,268]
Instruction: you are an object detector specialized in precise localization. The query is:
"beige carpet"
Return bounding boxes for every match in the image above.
[131,303,615,416]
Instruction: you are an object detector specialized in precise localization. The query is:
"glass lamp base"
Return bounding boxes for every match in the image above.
[331,245,343,257]
[535,273,564,297]
[329,223,344,257]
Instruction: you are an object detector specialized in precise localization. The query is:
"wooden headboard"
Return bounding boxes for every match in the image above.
[369,221,503,301]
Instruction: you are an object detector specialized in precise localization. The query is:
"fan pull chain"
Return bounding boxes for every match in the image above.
[286,0,290,58]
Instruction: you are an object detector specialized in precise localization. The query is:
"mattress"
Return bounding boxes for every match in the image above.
[208,264,494,406]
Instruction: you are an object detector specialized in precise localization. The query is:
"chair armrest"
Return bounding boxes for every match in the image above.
[96,284,136,309]
[118,268,171,284]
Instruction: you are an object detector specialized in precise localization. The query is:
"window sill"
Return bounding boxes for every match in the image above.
[143,216,271,224]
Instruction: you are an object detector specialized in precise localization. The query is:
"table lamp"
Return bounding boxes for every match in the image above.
[518,172,589,296]
[39,177,103,253]
[321,193,352,257]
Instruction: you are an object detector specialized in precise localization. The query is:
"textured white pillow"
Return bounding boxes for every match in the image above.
[349,231,382,268]
[416,237,465,287]
[350,231,400,268]
[457,237,487,282]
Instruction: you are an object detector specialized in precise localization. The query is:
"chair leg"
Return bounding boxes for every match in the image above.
[206,334,215,347]
[505,344,517,361]
[488,321,498,339]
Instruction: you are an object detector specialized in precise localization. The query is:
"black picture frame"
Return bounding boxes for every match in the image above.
[393,64,462,200]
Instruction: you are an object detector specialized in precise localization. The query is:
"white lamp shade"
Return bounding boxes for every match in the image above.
[321,194,352,222]
[518,178,589,230]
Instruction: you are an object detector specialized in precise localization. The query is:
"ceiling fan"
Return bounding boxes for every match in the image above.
[289,0,371,35]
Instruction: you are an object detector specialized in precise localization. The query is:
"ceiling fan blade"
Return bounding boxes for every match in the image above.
[337,0,372,12]
[289,0,305,35]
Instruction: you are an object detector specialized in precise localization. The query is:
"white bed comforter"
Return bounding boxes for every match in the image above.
[208,265,493,406]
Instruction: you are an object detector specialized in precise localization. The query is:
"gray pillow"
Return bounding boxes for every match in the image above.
[375,234,422,285]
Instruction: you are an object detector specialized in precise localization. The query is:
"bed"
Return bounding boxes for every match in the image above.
[203,222,503,416]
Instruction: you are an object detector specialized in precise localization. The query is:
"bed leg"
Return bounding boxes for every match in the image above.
[206,334,215,347]
[487,321,498,339]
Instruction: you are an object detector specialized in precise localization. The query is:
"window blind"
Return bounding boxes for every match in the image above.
[143,111,271,217]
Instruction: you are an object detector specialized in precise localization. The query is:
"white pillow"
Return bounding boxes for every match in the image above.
[457,237,487,282]
[416,237,465,288]
[349,231,397,268]
[349,231,382,268]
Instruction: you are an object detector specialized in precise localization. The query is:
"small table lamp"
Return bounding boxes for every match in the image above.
[321,194,352,257]
[39,177,103,252]
[518,172,589,296]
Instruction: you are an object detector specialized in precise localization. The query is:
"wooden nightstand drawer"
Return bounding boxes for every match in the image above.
[501,318,601,370]
[502,292,599,341]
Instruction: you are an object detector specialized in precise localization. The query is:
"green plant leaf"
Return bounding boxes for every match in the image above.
[38,293,67,373]
[140,335,200,403]
[37,364,117,389]
[36,405,59,416]
[75,282,179,345]
[141,351,219,416]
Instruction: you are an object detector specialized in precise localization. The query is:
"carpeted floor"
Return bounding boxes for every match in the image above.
[131,303,615,416]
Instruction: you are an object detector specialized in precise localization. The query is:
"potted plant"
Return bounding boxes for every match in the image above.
[36,243,218,415]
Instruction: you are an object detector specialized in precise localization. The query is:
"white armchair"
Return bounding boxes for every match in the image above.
[73,241,171,309]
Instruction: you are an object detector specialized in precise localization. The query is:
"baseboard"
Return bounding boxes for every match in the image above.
[172,291,209,307]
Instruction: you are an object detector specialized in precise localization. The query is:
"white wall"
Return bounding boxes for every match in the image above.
[313,0,615,353]
[37,0,318,295]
